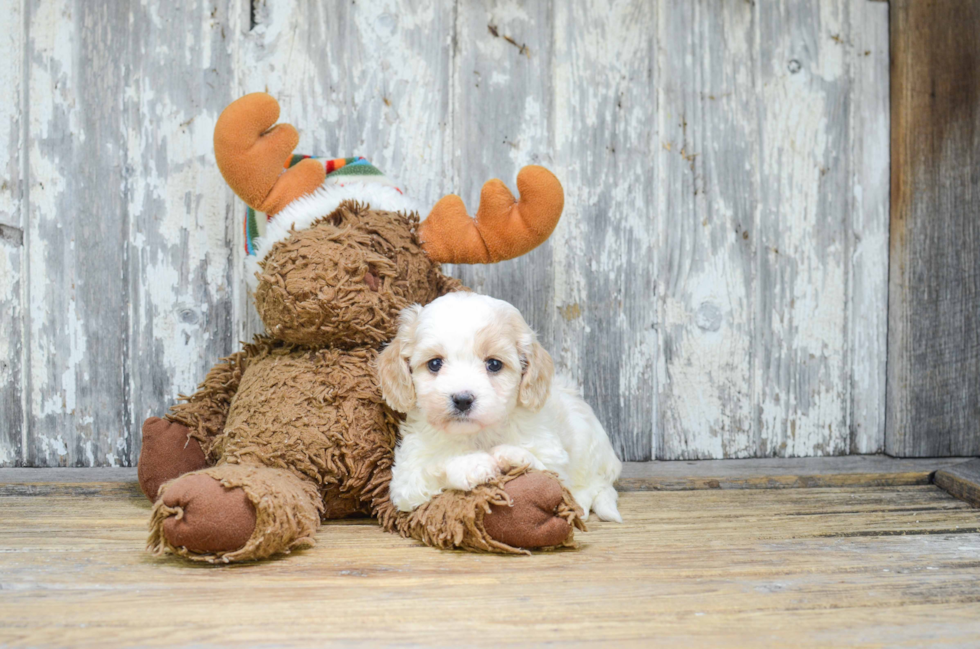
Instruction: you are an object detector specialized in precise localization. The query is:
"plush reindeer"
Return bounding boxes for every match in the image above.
[137,93,584,562]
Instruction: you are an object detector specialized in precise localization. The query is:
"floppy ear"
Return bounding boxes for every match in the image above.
[518,337,554,411]
[377,305,423,412]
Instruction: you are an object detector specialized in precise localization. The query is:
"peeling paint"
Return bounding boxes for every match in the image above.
[0,0,889,466]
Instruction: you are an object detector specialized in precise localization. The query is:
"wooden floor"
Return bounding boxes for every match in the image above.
[2,476,980,648]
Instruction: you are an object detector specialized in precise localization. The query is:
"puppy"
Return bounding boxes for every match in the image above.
[377,292,622,522]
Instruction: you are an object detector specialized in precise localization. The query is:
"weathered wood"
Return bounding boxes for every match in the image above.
[3,486,980,647]
[11,0,241,469]
[934,459,980,508]
[617,455,974,492]
[548,1,658,461]
[655,0,889,459]
[656,0,757,459]
[123,1,239,466]
[0,0,893,465]
[848,0,890,453]
[25,1,131,466]
[0,0,26,467]
[887,0,980,456]
[752,0,852,457]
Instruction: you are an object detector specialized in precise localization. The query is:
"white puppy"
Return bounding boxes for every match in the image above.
[377,292,622,522]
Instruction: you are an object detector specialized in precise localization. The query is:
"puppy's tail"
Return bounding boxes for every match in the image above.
[592,485,622,523]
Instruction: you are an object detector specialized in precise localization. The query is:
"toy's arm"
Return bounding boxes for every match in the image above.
[371,462,584,555]
[166,349,250,454]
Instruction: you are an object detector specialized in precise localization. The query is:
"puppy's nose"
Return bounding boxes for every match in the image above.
[451,392,475,413]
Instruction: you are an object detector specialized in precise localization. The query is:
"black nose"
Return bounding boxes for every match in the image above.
[451,392,475,413]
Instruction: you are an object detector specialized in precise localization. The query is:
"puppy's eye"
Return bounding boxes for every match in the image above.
[486,358,503,373]
[426,358,443,373]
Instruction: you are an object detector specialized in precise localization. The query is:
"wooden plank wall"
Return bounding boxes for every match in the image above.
[886,0,980,457]
[0,0,890,466]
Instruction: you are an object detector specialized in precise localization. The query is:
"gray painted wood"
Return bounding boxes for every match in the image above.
[549,1,658,463]
[0,466,138,484]
[656,0,757,459]
[657,0,889,459]
[124,1,239,467]
[0,0,26,467]
[2,0,239,468]
[0,0,891,465]
[848,0,889,454]
[754,0,852,458]
[25,1,131,466]
[886,0,980,457]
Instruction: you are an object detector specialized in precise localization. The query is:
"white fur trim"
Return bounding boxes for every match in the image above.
[246,181,420,290]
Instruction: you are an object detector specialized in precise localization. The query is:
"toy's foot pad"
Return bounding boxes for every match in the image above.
[138,417,208,502]
[483,473,572,549]
[160,474,256,554]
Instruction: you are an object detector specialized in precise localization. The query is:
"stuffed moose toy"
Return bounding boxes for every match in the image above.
[137,93,585,562]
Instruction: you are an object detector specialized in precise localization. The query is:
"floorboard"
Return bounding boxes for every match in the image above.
[2,477,980,647]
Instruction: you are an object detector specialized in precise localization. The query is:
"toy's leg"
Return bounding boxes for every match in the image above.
[138,349,254,501]
[377,468,586,554]
[137,418,208,502]
[148,463,322,563]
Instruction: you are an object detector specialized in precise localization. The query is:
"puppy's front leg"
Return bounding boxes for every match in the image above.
[490,445,545,472]
[444,452,501,491]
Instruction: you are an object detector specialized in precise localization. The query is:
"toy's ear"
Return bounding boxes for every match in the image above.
[214,93,325,215]
[419,166,564,264]
[377,305,423,413]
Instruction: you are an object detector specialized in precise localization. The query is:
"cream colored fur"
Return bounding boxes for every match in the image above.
[378,292,623,522]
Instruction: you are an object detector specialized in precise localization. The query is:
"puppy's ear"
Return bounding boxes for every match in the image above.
[518,336,554,411]
[377,305,423,412]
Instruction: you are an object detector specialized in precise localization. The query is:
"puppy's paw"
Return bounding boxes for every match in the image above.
[490,445,544,472]
[445,453,501,491]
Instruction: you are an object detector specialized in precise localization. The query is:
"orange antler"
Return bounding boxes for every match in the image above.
[419,166,564,264]
[214,93,325,215]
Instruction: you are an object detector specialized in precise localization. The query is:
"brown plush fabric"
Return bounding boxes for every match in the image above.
[379,468,585,555]
[207,342,396,504]
[419,165,564,264]
[252,205,443,347]
[148,463,322,563]
[483,472,586,549]
[157,473,256,553]
[137,418,208,501]
[164,349,250,458]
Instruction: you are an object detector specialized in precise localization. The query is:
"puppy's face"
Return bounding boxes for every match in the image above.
[377,293,554,435]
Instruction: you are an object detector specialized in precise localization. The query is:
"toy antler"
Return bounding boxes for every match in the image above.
[419,166,564,264]
[214,93,325,215]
